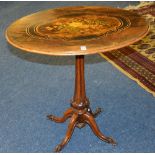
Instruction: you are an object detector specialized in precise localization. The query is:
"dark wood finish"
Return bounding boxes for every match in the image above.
[5,6,149,152]
[47,56,116,152]
[6,6,149,56]
[72,55,89,110]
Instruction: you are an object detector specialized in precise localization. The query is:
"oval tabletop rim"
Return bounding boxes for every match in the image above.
[5,5,150,56]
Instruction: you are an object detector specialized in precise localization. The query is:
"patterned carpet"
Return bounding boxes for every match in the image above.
[100,2,155,96]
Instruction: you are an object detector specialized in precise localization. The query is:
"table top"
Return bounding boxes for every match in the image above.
[5,6,149,56]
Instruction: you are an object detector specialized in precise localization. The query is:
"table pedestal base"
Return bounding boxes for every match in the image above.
[47,55,116,152]
[47,106,116,152]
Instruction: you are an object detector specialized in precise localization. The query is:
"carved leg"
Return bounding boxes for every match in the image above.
[47,107,73,123]
[54,113,78,152]
[83,112,116,145]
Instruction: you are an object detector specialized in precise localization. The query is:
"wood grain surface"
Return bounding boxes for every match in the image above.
[5,6,149,56]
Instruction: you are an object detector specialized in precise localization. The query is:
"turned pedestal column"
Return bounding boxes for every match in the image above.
[47,55,116,152]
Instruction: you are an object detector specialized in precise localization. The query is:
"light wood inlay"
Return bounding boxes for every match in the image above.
[5,6,149,56]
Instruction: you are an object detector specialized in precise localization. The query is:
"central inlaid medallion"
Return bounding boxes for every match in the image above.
[27,14,130,40]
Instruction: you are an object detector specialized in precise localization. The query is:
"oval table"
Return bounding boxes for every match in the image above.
[5,6,149,152]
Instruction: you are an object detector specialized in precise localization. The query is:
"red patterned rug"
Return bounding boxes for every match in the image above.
[100,2,155,96]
